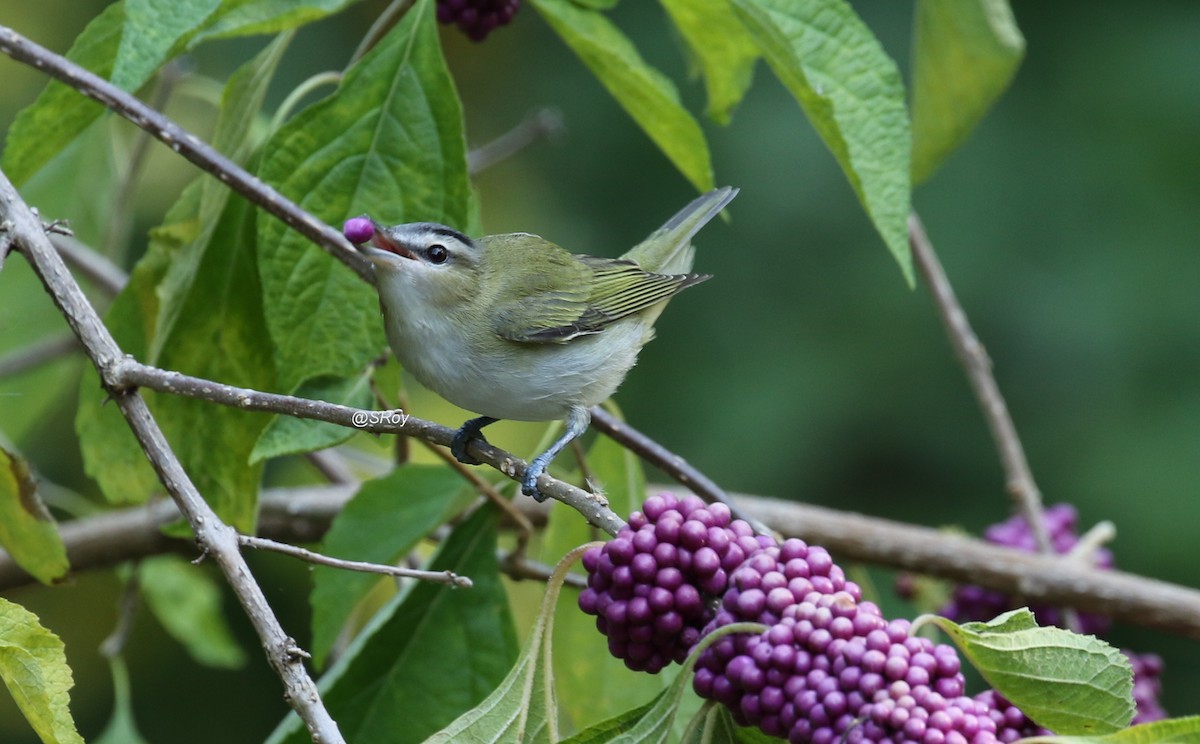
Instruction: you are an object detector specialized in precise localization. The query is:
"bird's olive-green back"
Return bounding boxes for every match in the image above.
[478,233,707,344]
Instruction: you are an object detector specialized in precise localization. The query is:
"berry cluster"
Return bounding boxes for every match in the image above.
[940,504,1113,635]
[580,495,1078,743]
[696,541,1000,743]
[939,504,1166,725]
[436,0,520,41]
[578,493,773,672]
[1126,651,1167,724]
[973,689,1051,742]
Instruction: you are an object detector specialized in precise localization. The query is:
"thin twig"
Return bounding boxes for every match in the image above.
[419,438,536,559]
[506,554,587,589]
[349,0,416,67]
[0,169,346,744]
[51,234,128,295]
[103,59,185,262]
[305,449,357,485]
[908,212,1053,554]
[0,334,79,378]
[99,568,142,658]
[0,24,373,284]
[109,357,626,536]
[589,406,769,534]
[468,108,564,175]
[1067,521,1117,563]
[239,534,472,587]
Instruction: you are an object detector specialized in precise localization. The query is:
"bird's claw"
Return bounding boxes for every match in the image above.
[450,428,487,465]
[522,457,551,502]
[450,416,497,465]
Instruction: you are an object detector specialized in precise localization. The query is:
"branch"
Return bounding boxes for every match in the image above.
[7,484,1200,640]
[109,358,627,536]
[51,233,128,295]
[239,534,472,588]
[909,213,1054,554]
[0,169,346,744]
[0,24,373,285]
[589,407,770,534]
[731,493,1200,641]
[0,333,79,378]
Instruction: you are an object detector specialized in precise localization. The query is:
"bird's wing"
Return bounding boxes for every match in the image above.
[621,186,738,274]
[489,254,708,344]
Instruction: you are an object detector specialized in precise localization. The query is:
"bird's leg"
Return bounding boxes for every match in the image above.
[451,416,498,465]
[522,407,591,502]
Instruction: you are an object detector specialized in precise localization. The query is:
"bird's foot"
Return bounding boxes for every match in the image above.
[521,460,548,503]
[450,416,497,465]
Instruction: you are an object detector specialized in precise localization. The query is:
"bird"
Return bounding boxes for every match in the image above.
[344,186,737,501]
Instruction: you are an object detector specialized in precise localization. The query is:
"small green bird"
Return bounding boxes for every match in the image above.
[345,187,737,501]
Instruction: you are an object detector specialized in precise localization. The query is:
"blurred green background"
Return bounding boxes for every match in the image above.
[1,1,1197,741]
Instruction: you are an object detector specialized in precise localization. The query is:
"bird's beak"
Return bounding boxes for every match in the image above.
[368,224,417,261]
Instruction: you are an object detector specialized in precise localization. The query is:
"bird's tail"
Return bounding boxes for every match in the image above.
[621,186,738,274]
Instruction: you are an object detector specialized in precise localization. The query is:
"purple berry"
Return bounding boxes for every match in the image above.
[940,504,1114,636]
[436,0,520,41]
[342,216,375,244]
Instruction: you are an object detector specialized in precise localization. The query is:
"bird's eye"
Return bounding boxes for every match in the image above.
[427,244,449,264]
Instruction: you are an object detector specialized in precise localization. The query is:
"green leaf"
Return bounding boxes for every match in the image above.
[75,34,289,517]
[92,657,150,744]
[309,464,475,667]
[0,448,68,585]
[256,0,471,392]
[911,0,1025,184]
[0,598,85,744]
[730,0,913,282]
[0,0,344,187]
[75,215,173,507]
[139,556,247,669]
[249,371,374,463]
[114,0,222,89]
[154,194,275,531]
[1,2,125,185]
[558,698,662,744]
[147,38,289,530]
[562,622,767,744]
[530,0,714,193]
[422,544,600,743]
[268,505,518,744]
[1025,716,1200,744]
[921,609,1135,734]
[679,701,739,744]
[681,701,785,743]
[194,0,361,42]
[659,0,760,125]
[150,31,291,362]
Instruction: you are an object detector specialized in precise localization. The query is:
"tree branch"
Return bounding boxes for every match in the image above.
[589,406,770,534]
[6,484,1200,640]
[909,213,1054,554]
[0,169,346,744]
[0,24,373,285]
[108,357,626,536]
